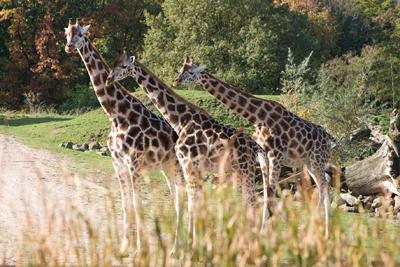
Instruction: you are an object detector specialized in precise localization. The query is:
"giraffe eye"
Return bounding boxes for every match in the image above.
[189,72,194,75]
[78,33,83,37]
[122,65,128,69]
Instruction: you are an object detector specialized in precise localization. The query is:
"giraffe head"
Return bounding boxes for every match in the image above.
[173,56,206,87]
[106,48,135,86]
[64,18,90,53]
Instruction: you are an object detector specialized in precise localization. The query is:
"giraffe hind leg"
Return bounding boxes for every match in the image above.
[267,152,288,224]
[308,163,331,239]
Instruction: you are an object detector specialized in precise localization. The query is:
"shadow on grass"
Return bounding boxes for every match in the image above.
[0,116,72,127]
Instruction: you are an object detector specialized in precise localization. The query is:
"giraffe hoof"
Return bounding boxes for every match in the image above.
[170,248,178,258]
[118,251,130,258]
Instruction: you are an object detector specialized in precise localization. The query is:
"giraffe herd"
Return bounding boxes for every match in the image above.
[64,19,345,256]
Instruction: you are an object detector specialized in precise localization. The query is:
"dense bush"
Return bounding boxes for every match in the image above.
[280,47,376,161]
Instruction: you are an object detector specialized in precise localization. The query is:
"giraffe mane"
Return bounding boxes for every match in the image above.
[87,38,145,105]
[135,60,212,118]
[203,71,286,110]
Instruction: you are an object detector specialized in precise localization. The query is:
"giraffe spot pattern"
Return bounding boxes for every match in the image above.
[93,73,102,87]
[96,88,105,97]
[101,99,116,115]
[238,96,247,107]
[118,101,131,114]
[116,91,124,100]
[127,111,140,124]
[148,76,156,85]
[97,61,104,71]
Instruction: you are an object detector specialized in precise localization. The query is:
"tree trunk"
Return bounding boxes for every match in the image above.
[345,135,400,196]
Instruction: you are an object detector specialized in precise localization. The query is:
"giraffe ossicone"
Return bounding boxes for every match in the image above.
[64,19,185,257]
[107,48,273,250]
[174,56,346,237]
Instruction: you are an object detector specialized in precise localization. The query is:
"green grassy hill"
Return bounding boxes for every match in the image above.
[0,90,280,146]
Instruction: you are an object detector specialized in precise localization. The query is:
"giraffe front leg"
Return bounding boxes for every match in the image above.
[308,163,331,239]
[128,162,145,256]
[186,176,197,250]
[112,159,132,257]
[170,166,186,257]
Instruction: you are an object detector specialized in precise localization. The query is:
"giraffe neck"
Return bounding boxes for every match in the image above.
[77,37,145,120]
[196,72,286,126]
[130,61,211,133]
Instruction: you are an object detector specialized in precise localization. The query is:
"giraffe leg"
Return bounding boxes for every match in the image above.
[161,167,176,202]
[258,151,270,234]
[186,177,198,250]
[112,158,132,257]
[267,152,288,226]
[128,161,144,255]
[179,160,199,251]
[308,163,331,239]
[170,167,186,256]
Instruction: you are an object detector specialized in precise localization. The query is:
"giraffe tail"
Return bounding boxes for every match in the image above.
[330,136,346,162]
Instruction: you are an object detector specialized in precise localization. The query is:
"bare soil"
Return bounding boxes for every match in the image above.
[0,134,141,265]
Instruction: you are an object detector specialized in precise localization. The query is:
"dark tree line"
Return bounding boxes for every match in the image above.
[0,0,399,110]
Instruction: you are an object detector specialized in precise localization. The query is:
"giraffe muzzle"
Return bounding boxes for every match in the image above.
[173,80,182,87]
[106,76,114,86]
[65,44,75,53]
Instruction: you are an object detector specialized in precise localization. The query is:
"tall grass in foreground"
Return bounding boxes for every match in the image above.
[0,123,398,266]
[3,163,400,267]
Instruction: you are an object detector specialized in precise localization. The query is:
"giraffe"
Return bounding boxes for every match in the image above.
[64,19,186,256]
[173,56,345,237]
[106,48,271,248]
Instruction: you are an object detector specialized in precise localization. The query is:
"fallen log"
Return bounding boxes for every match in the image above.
[345,135,400,196]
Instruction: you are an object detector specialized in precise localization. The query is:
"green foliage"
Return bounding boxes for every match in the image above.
[140,0,322,95]
[280,49,315,120]
[372,113,390,133]
[280,47,379,160]
[303,49,376,160]
[58,84,100,113]
[358,0,395,17]
[368,7,400,109]
[321,0,371,56]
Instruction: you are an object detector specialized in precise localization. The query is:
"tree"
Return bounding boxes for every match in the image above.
[0,0,162,110]
[277,0,340,60]
[321,0,371,56]
[280,49,317,122]
[358,0,395,18]
[302,47,376,160]
[140,0,322,95]
[370,6,400,109]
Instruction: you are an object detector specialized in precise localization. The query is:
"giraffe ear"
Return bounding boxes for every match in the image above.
[130,56,136,63]
[195,66,206,73]
[81,25,90,34]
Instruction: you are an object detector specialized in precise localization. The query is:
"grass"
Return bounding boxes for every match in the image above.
[371,114,391,134]
[2,91,400,265]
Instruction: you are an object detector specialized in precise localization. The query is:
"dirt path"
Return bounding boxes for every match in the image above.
[0,134,133,265]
